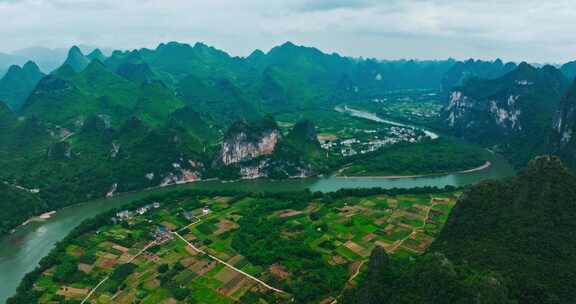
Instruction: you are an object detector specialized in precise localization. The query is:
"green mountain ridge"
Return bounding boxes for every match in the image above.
[62,46,90,72]
[86,48,107,62]
[442,58,517,92]
[0,61,45,110]
[23,59,184,128]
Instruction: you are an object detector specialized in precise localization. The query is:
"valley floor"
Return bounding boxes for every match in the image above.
[24,190,459,304]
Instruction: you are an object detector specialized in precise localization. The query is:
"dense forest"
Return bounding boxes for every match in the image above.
[343,247,513,304]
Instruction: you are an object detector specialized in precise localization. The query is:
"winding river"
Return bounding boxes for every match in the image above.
[335,105,440,139]
[0,109,515,303]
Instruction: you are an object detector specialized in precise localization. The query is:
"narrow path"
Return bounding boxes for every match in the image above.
[331,197,440,304]
[80,240,157,304]
[389,198,438,253]
[178,214,207,232]
[173,232,287,294]
[80,277,109,304]
[329,259,367,304]
[126,241,157,264]
[348,260,365,282]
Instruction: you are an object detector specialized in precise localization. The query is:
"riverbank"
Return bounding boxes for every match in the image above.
[337,161,492,180]
[17,211,57,230]
[458,161,492,174]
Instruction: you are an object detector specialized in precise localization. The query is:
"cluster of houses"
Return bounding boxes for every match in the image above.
[320,126,424,157]
[154,206,211,244]
[183,207,211,221]
[113,201,161,222]
[111,201,213,245]
[154,226,174,244]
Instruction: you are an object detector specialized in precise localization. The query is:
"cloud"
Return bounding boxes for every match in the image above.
[291,0,376,11]
[0,0,574,63]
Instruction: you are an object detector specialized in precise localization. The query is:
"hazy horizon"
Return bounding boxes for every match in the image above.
[0,0,575,63]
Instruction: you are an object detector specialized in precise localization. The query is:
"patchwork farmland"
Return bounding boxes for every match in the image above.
[31,190,459,303]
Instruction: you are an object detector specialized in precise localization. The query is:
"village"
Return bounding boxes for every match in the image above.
[319,125,426,157]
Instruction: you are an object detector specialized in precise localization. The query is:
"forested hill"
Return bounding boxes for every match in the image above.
[0,61,45,111]
[346,156,576,304]
[432,155,576,303]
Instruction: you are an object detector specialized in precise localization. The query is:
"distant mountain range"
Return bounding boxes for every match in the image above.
[2,40,576,237]
[0,45,112,73]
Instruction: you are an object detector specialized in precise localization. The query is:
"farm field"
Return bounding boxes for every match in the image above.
[30,190,459,304]
[353,90,445,126]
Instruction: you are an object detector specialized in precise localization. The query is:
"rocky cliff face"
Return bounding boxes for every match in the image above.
[443,63,567,144]
[214,118,324,179]
[554,81,576,147]
[443,63,569,166]
[216,118,281,166]
[553,81,576,168]
[445,90,523,135]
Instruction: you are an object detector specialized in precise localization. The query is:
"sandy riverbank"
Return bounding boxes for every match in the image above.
[19,211,57,227]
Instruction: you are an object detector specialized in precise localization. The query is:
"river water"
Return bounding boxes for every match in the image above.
[0,109,516,303]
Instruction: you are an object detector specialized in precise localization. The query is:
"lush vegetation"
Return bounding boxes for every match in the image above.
[4,41,573,259]
[8,186,459,303]
[340,138,488,177]
[0,182,46,235]
[343,247,514,304]
[430,156,576,303]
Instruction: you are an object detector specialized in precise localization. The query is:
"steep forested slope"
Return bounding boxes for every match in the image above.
[23,60,184,128]
[0,183,46,235]
[432,156,576,303]
[344,247,513,304]
[347,156,576,304]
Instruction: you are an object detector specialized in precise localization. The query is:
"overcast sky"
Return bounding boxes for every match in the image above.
[0,0,575,63]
